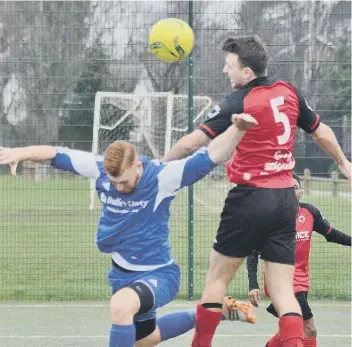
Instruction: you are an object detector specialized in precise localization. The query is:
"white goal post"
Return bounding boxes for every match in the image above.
[89,91,212,210]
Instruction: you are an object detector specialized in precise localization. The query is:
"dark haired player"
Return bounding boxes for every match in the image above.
[163,35,351,347]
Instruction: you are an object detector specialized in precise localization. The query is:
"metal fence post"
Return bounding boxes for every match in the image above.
[187,0,194,301]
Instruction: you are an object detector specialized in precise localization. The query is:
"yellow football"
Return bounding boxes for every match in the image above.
[149,18,195,62]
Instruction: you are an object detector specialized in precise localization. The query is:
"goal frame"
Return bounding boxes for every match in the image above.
[89,91,212,209]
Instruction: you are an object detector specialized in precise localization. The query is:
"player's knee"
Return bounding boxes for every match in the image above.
[268,280,294,300]
[265,262,295,292]
[304,320,317,338]
[205,267,225,285]
[110,288,141,320]
[203,268,226,298]
[272,284,295,299]
[269,287,301,317]
[207,251,243,285]
[267,272,295,300]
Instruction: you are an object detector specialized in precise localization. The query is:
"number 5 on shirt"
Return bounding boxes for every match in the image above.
[270,96,291,145]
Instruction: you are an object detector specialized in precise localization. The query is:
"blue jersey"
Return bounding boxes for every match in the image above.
[51,147,217,271]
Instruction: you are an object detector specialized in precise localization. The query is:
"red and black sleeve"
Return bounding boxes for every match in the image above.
[295,88,321,134]
[199,91,244,139]
[302,202,351,246]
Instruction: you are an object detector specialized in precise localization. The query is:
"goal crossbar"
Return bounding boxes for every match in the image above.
[89,91,212,210]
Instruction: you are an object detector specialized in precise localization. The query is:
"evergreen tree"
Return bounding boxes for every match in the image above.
[60,42,110,150]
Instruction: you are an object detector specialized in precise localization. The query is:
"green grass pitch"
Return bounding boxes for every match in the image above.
[0,173,350,301]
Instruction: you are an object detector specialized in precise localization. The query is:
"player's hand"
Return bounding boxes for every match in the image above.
[248,289,261,307]
[338,160,352,188]
[0,147,21,176]
[232,113,258,131]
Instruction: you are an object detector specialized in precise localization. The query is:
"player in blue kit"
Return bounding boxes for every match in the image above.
[0,114,257,347]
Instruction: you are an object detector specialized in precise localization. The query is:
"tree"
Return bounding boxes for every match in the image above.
[322,36,351,159]
[0,1,92,146]
[60,42,110,151]
[323,37,351,113]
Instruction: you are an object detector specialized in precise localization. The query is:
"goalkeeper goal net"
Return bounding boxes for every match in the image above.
[89,91,212,209]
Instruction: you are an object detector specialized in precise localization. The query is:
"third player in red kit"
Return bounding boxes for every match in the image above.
[162,35,351,347]
[247,174,351,347]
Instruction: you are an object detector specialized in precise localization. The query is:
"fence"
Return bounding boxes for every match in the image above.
[0,1,350,301]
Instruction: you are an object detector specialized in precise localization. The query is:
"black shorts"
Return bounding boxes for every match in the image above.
[213,185,298,265]
[266,292,313,321]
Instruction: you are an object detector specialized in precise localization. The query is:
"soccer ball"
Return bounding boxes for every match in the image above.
[149,18,194,62]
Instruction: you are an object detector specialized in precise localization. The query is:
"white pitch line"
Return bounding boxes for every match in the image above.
[0,304,108,308]
[0,334,350,339]
[0,303,350,308]
[193,195,222,214]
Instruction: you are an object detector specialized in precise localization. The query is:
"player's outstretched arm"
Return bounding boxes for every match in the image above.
[155,114,257,197]
[311,123,351,187]
[325,228,351,246]
[246,251,261,307]
[207,113,257,164]
[163,94,243,162]
[305,203,351,246]
[161,129,211,162]
[0,146,56,176]
[0,146,101,179]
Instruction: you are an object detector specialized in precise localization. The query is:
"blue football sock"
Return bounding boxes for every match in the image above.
[157,310,196,342]
[109,323,135,347]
